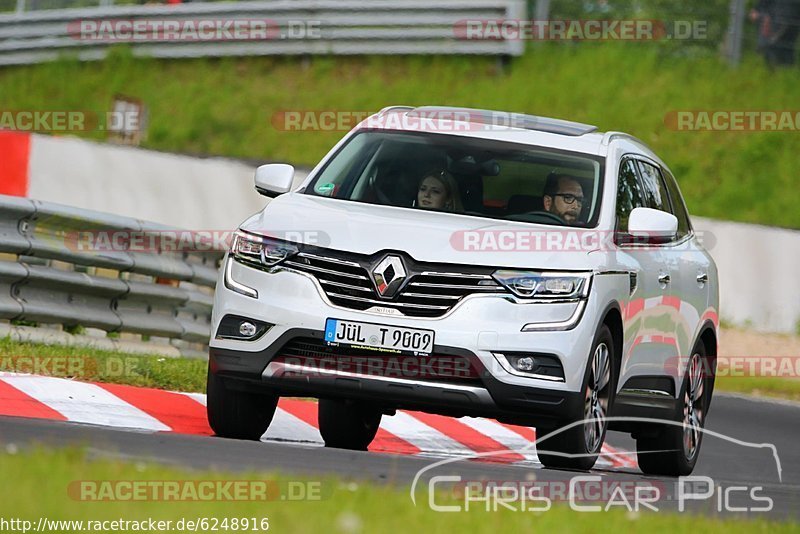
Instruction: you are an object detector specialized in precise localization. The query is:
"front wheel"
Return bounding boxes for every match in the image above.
[636,344,709,476]
[538,325,615,471]
[318,398,382,451]
[207,367,278,440]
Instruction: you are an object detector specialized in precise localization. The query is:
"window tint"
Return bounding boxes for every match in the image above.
[615,159,646,233]
[661,168,692,238]
[305,130,605,228]
[636,161,672,213]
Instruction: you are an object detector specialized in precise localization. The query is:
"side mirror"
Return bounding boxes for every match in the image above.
[255,164,295,198]
[628,207,678,242]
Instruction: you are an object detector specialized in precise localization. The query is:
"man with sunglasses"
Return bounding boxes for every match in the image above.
[542,172,585,224]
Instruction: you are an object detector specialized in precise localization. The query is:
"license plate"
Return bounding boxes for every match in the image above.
[324,318,434,355]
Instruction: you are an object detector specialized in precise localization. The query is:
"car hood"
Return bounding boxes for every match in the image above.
[240,193,602,270]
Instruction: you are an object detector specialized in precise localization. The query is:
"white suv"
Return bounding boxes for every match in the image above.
[208,107,719,475]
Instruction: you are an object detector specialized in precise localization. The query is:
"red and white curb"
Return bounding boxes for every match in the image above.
[0,374,637,469]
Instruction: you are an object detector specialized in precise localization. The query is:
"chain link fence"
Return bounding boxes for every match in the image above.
[533,0,800,66]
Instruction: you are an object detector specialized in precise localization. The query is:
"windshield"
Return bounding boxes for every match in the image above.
[304,130,605,227]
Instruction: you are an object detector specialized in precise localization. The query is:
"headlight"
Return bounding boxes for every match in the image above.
[492,270,591,300]
[231,230,298,269]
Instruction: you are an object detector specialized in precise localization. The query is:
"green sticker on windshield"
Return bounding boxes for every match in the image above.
[315,183,335,196]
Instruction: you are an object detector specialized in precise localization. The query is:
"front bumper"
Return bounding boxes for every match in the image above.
[209,257,622,426]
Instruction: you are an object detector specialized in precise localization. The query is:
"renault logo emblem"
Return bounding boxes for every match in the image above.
[371,255,406,298]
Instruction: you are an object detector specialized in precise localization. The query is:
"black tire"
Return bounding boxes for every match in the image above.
[206,367,278,440]
[318,398,382,451]
[538,324,616,471]
[636,343,709,477]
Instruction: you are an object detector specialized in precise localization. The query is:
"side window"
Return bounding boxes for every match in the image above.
[615,159,646,234]
[661,168,692,238]
[636,161,672,213]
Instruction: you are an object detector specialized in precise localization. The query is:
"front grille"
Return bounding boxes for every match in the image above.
[273,337,484,385]
[283,250,506,318]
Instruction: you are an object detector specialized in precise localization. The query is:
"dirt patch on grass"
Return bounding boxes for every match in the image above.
[719,328,800,358]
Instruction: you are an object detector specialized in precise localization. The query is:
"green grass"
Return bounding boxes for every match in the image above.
[0,447,796,532]
[0,45,799,228]
[0,337,207,392]
[714,375,800,402]
[3,336,800,401]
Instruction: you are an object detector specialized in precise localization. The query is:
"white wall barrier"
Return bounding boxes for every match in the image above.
[5,133,799,334]
[693,217,800,334]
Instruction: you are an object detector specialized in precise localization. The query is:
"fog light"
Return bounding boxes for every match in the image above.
[494,352,565,381]
[215,315,272,341]
[515,356,535,372]
[239,321,257,337]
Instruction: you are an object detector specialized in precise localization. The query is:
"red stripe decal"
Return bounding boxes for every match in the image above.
[701,309,719,328]
[662,296,682,311]
[0,379,67,421]
[0,131,31,197]
[499,422,537,443]
[277,398,319,428]
[408,412,525,463]
[97,383,212,435]
[602,444,637,468]
[369,428,423,456]
[278,399,421,455]
[625,299,644,320]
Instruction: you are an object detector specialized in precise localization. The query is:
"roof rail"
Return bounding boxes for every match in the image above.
[377,105,414,117]
[601,131,649,147]
[410,106,598,136]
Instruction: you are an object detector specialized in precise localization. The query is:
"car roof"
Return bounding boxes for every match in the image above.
[357,105,659,161]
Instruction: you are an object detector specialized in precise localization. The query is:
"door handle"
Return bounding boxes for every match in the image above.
[696,273,708,284]
[658,273,671,285]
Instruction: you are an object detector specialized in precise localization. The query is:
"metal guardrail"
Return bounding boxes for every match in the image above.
[0,0,526,66]
[0,194,222,357]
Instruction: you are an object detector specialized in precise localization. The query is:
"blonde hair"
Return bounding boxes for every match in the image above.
[418,170,463,212]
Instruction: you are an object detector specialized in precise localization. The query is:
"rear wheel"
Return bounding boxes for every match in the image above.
[318,398,382,451]
[538,325,615,471]
[207,367,278,440]
[636,344,708,476]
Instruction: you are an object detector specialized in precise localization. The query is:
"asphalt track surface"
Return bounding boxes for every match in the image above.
[1,393,798,521]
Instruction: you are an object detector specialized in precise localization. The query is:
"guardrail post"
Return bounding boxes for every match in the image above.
[725,0,746,66]
[15,0,25,15]
[535,0,550,21]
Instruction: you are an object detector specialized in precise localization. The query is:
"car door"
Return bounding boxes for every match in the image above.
[635,159,696,391]
[614,157,676,392]
[660,166,712,368]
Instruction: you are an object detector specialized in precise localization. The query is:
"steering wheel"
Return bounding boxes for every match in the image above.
[367,166,394,205]
[508,210,567,225]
